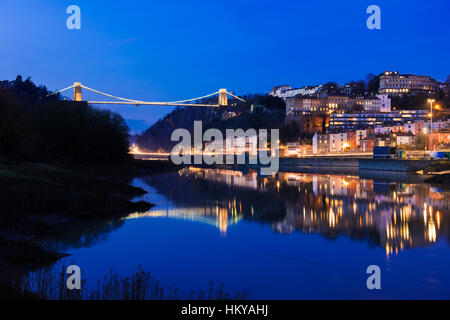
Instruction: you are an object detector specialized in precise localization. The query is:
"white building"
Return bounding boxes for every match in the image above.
[377,94,391,112]
[396,132,415,146]
[357,95,391,112]
[313,133,330,155]
[330,132,348,152]
[270,85,291,98]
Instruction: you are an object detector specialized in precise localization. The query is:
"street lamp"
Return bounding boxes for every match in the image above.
[428,99,435,150]
[423,127,428,151]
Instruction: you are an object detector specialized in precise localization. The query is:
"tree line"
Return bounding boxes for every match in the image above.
[0,76,130,163]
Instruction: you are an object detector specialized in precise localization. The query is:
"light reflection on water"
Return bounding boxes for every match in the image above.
[27,167,450,299]
[137,167,449,257]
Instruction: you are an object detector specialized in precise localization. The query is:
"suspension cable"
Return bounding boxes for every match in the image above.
[226,91,246,102]
[48,84,245,105]
[166,91,220,104]
[81,85,143,103]
[82,85,221,104]
[47,85,74,96]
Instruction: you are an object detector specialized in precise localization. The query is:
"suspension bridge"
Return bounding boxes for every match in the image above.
[49,82,245,107]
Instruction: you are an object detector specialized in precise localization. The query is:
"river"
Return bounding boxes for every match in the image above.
[26,167,450,299]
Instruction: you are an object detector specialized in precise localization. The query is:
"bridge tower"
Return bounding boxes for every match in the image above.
[218,89,228,107]
[73,82,82,101]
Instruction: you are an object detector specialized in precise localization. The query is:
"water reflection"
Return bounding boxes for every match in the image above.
[126,206,242,235]
[135,167,449,256]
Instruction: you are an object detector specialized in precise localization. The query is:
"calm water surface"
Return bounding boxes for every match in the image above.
[38,168,450,299]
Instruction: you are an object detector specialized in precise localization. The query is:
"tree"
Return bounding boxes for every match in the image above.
[347,80,366,96]
[0,76,131,162]
[366,73,380,94]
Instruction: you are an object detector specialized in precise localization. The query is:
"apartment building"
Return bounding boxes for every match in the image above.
[287,94,391,115]
[312,133,330,155]
[396,132,415,146]
[286,97,326,115]
[354,95,391,112]
[356,129,374,148]
[287,95,355,115]
[329,132,349,152]
[379,71,439,96]
[360,136,376,152]
[329,110,428,131]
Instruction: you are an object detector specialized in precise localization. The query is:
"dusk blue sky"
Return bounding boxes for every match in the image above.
[1,0,449,133]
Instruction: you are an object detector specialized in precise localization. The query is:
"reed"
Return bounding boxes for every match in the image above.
[20,264,249,300]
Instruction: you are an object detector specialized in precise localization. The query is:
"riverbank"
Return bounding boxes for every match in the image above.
[280,157,449,173]
[0,159,181,298]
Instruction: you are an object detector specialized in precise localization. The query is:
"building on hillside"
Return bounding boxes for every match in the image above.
[383,124,404,133]
[312,133,330,155]
[396,132,415,146]
[402,121,446,135]
[356,129,374,149]
[330,132,350,152]
[287,95,355,115]
[429,130,450,148]
[402,121,444,135]
[352,94,391,112]
[329,110,428,131]
[347,131,357,150]
[270,85,291,98]
[287,94,391,115]
[375,134,396,147]
[286,97,326,115]
[354,96,377,112]
[377,94,392,112]
[379,71,439,96]
[360,136,376,152]
[326,96,354,113]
